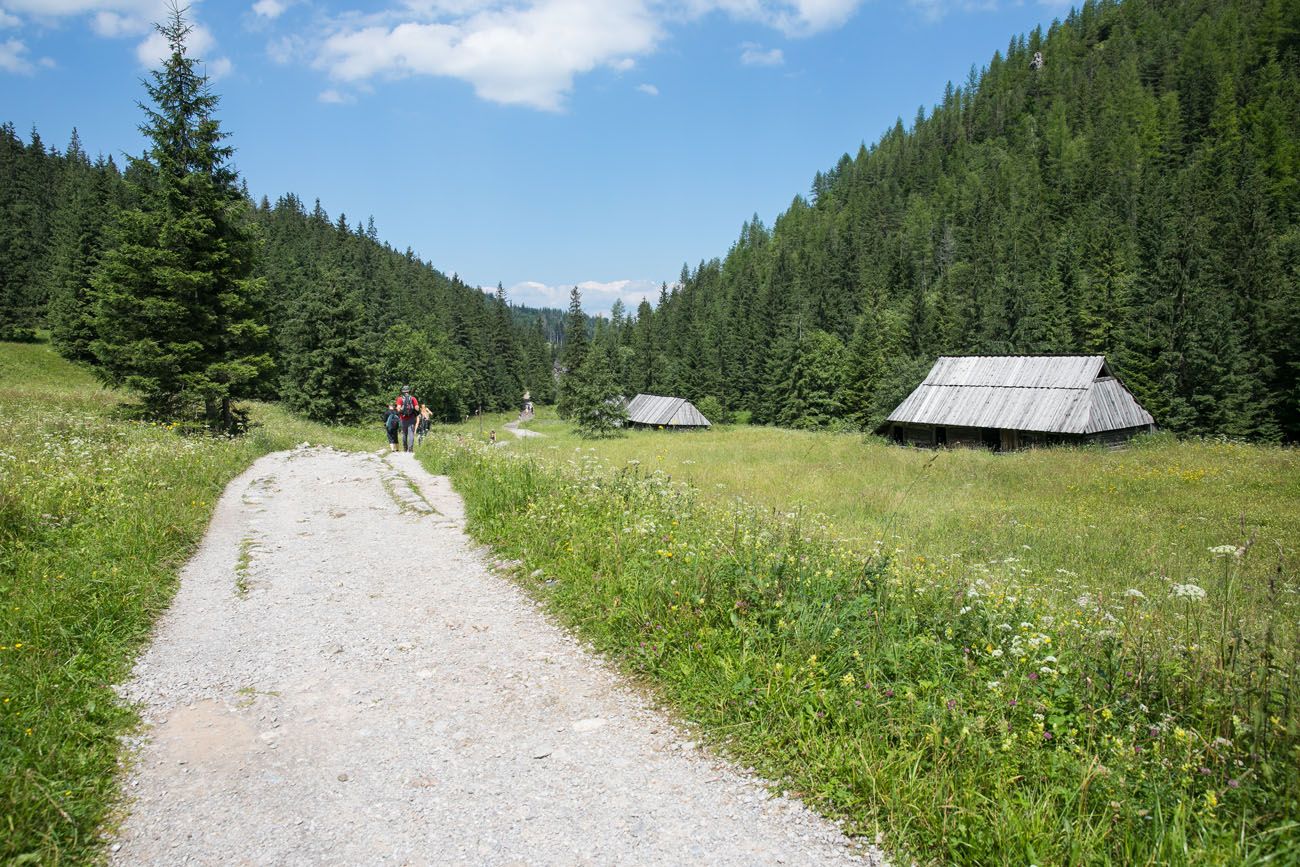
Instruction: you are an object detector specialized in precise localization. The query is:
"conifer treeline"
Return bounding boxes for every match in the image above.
[581,0,1300,440]
[0,124,554,424]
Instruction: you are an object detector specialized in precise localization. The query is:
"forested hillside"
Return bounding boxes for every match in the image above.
[587,0,1300,440]
[0,124,555,423]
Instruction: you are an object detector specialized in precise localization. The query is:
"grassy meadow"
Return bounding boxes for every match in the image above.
[426,408,1300,865]
[0,339,380,863]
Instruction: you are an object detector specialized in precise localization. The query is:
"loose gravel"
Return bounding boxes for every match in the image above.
[112,446,884,866]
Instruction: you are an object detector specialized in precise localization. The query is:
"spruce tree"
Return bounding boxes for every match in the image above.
[278,268,374,423]
[556,286,589,419]
[90,6,271,429]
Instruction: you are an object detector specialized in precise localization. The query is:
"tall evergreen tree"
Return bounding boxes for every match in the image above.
[556,286,589,419]
[90,7,271,429]
[278,268,373,423]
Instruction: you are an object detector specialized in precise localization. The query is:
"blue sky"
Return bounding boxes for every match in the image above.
[2,0,1071,314]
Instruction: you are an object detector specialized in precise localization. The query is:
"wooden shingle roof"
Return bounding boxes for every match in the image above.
[625,394,711,427]
[886,356,1153,434]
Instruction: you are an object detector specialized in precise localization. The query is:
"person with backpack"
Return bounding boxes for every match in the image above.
[395,385,421,452]
[383,401,400,452]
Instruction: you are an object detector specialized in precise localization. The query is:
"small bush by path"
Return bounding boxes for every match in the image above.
[0,340,379,863]
[423,436,1300,865]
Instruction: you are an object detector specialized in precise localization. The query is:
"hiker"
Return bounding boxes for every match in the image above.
[395,385,421,452]
[383,401,400,452]
[489,429,496,445]
[416,403,432,446]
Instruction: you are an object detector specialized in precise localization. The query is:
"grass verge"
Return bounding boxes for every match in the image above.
[0,339,379,863]
[422,433,1299,865]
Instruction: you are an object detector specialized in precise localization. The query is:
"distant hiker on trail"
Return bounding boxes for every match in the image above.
[489,429,496,445]
[383,402,400,452]
[395,385,421,452]
[416,404,432,446]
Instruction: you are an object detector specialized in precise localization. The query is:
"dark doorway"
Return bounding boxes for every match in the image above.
[981,428,1001,452]
[935,427,948,446]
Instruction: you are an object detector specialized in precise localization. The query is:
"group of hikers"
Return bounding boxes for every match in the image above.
[383,385,431,452]
[383,385,507,451]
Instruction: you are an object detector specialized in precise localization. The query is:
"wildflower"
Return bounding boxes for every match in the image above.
[1171,583,1207,601]
[840,673,855,687]
[1125,588,1146,599]
[1228,779,1240,789]
[1208,545,1243,558]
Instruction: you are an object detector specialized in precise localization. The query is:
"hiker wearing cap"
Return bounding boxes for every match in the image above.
[395,385,421,452]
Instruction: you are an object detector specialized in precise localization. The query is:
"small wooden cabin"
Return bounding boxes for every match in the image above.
[625,394,711,429]
[880,355,1154,450]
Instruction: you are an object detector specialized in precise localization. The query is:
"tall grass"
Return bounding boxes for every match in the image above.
[0,339,380,863]
[426,430,1300,865]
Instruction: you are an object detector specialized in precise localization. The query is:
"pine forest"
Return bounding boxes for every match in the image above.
[1,0,1298,439]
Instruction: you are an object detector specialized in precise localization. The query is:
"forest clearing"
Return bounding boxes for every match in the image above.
[430,411,1300,863]
[4,0,1299,862]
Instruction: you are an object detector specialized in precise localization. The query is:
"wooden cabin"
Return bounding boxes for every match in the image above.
[625,394,711,430]
[880,355,1155,450]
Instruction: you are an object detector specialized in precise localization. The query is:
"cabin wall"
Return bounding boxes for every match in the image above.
[1083,424,1154,447]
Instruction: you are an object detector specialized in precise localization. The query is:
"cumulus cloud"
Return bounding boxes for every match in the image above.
[636,82,658,95]
[739,42,782,66]
[503,278,661,314]
[135,22,216,65]
[0,10,20,28]
[252,0,288,18]
[311,0,866,110]
[3,0,170,35]
[135,22,231,78]
[0,36,32,73]
[317,1,663,111]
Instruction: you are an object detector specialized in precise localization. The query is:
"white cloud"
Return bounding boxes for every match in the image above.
[312,0,866,111]
[0,10,20,28]
[739,41,782,66]
[0,36,32,73]
[318,87,354,103]
[252,0,288,18]
[503,278,661,314]
[3,1,170,35]
[636,82,657,95]
[207,55,232,78]
[318,1,664,111]
[135,22,217,67]
[267,34,304,64]
[680,0,863,36]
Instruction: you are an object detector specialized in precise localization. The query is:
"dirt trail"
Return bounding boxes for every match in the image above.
[112,446,881,866]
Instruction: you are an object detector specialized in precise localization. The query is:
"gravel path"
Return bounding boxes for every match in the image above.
[503,419,542,439]
[112,446,883,866]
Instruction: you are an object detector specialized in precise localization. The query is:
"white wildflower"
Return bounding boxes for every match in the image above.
[1171,583,1207,601]
[990,648,1004,658]
[1208,545,1244,558]
[1125,588,1146,599]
